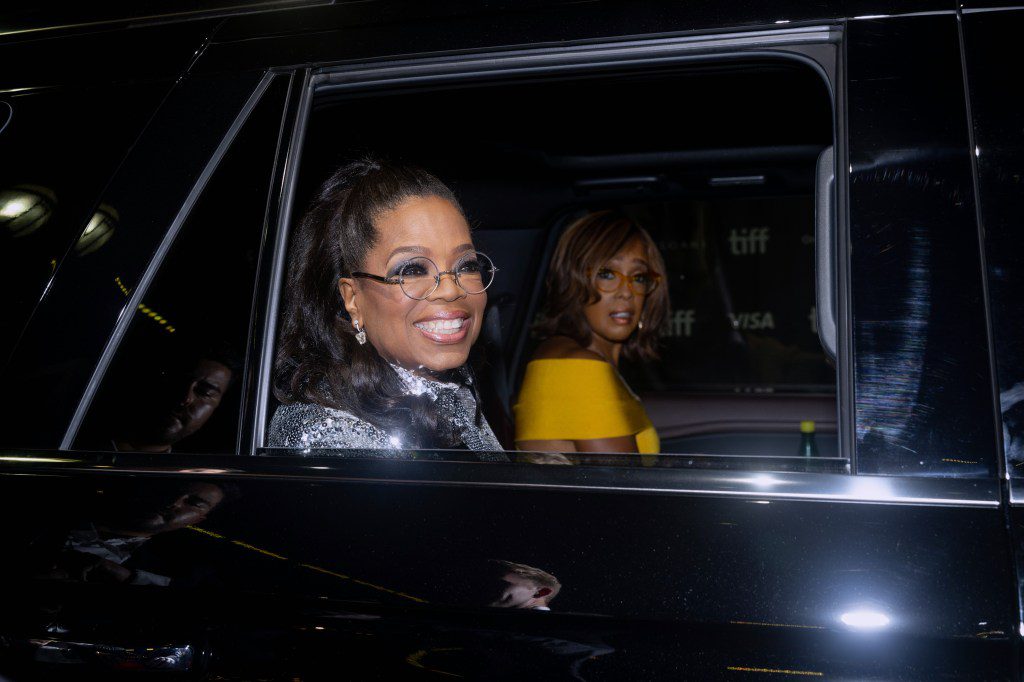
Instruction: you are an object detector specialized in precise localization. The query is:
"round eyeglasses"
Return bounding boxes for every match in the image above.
[592,267,661,296]
[352,251,497,301]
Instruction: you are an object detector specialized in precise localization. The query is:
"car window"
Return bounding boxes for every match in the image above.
[0,83,167,366]
[73,77,289,456]
[846,17,998,477]
[963,9,1024,476]
[260,55,842,469]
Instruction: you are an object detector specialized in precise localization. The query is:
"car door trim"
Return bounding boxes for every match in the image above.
[313,25,838,93]
[250,68,314,454]
[1006,478,1024,505]
[1,450,1000,508]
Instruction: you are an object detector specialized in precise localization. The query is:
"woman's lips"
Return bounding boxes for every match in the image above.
[414,315,470,344]
[609,311,634,326]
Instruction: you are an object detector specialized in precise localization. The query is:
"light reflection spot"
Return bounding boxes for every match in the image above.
[0,198,28,218]
[750,474,778,488]
[840,609,890,629]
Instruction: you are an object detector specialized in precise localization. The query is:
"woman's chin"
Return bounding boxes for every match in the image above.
[595,327,637,344]
[402,349,471,374]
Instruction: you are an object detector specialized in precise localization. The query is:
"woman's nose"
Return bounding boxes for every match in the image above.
[429,272,466,301]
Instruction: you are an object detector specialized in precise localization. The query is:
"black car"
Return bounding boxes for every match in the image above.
[2,1,1023,679]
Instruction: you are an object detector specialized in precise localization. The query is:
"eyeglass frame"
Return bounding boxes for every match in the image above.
[588,267,663,296]
[350,251,498,301]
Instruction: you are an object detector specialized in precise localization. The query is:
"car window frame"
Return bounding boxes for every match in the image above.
[251,26,854,471]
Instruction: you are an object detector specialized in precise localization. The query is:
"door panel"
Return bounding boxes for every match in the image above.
[0,456,1015,678]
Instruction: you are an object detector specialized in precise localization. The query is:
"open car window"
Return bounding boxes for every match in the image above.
[258,50,843,474]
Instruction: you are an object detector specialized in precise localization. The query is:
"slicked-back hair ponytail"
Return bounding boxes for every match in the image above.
[272,156,473,448]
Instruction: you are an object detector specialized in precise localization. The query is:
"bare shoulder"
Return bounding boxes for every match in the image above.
[532,336,604,361]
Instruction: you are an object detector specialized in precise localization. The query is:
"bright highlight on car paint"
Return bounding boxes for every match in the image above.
[0,198,28,218]
[840,609,891,630]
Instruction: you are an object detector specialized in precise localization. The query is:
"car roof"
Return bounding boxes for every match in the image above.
[1,0,957,90]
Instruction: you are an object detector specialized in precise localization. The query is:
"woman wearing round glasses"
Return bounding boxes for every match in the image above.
[514,210,669,455]
[269,158,504,455]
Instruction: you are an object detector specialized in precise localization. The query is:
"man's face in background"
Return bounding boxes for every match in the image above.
[103,482,226,536]
[153,359,232,445]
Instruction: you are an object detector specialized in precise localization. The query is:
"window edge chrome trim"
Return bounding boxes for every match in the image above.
[265,461,1000,507]
[958,6,1023,15]
[314,26,839,93]
[1007,477,1024,505]
[252,68,314,452]
[59,72,276,451]
[5,451,1000,508]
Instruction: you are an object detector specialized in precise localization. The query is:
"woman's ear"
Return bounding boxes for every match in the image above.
[338,278,361,323]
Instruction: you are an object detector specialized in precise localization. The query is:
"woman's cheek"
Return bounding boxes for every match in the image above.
[470,294,487,342]
[584,294,610,331]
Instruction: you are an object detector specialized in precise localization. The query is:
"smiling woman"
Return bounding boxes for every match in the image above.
[269,157,506,456]
[346,206,496,365]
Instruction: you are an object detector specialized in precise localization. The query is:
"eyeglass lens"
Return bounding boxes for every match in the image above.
[398,252,495,299]
[594,268,657,295]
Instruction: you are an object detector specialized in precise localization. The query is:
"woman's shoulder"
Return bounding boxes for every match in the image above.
[519,343,622,399]
[531,336,606,362]
[267,401,393,450]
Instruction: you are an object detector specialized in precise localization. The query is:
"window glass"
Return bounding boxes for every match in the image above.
[75,77,288,455]
[847,17,997,477]
[963,9,1024,474]
[265,58,838,467]
[526,196,837,459]
[0,83,166,365]
[615,197,831,393]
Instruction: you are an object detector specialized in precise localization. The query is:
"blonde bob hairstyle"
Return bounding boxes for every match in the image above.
[534,210,670,362]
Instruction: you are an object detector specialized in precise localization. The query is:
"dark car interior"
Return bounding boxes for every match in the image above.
[294,57,837,457]
[78,56,839,463]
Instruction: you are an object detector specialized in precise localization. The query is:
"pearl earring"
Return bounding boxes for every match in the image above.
[353,319,367,345]
[638,319,645,331]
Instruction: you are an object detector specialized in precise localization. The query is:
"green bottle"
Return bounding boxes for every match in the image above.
[798,420,819,457]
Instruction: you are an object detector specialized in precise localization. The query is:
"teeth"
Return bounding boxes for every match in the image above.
[611,312,631,319]
[415,318,465,334]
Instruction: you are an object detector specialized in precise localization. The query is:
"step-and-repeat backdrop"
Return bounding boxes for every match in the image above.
[621,196,835,394]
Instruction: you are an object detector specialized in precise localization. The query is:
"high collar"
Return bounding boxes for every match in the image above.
[389,362,466,398]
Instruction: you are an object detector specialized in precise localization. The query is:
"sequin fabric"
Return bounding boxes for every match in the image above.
[267,364,505,460]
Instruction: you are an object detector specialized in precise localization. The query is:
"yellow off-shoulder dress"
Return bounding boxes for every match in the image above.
[513,358,659,453]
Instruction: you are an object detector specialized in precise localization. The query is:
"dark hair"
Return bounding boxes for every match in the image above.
[169,337,242,388]
[199,340,243,386]
[535,210,670,361]
[273,156,472,448]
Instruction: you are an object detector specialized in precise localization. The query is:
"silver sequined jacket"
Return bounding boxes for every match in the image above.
[266,365,505,458]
